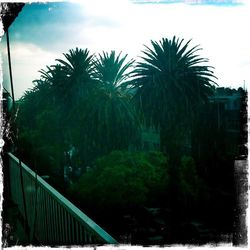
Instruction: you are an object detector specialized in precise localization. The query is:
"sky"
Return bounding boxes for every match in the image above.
[1,0,250,99]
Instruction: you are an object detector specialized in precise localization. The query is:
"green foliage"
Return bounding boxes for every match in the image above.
[73,51,141,160]
[14,41,236,240]
[16,44,218,205]
[69,151,169,210]
[17,48,141,174]
[55,48,96,103]
[17,129,63,176]
[132,36,217,154]
[93,51,135,88]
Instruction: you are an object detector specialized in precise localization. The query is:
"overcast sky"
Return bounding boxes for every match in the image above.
[1,0,250,99]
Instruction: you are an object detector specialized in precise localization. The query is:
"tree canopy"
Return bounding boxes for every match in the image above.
[13,37,241,244]
[132,36,217,155]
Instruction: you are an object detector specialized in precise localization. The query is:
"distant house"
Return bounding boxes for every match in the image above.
[129,86,244,154]
[193,87,244,159]
[209,87,242,132]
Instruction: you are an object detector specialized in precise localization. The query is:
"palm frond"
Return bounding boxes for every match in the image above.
[132,36,218,130]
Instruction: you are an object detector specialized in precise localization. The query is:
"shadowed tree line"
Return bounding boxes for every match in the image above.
[13,36,243,244]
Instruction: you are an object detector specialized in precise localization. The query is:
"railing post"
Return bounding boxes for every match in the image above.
[7,153,118,245]
[18,157,31,242]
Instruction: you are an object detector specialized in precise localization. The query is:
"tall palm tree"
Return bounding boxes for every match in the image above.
[37,64,65,104]
[75,51,141,163]
[37,48,97,143]
[93,51,135,89]
[56,47,96,103]
[133,36,217,155]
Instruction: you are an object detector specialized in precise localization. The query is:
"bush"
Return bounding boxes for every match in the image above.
[69,150,169,211]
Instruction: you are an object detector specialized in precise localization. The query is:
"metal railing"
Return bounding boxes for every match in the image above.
[8,152,118,245]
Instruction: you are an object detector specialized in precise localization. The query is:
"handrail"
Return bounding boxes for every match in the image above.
[8,152,118,245]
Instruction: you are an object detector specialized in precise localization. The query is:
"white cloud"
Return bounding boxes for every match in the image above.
[73,1,250,88]
[133,3,250,87]
[1,42,61,99]
[2,0,250,98]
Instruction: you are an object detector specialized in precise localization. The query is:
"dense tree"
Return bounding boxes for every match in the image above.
[16,81,64,177]
[17,49,142,171]
[73,51,141,163]
[14,40,239,244]
[16,48,96,176]
[55,48,96,101]
[132,36,217,157]
[37,64,65,105]
[39,48,96,123]
[92,51,135,88]
[69,150,169,211]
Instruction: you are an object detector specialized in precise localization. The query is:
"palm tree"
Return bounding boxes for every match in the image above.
[17,75,53,132]
[92,51,135,89]
[75,51,141,163]
[132,36,217,156]
[37,64,65,104]
[36,48,97,145]
[16,83,65,177]
[55,47,96,103]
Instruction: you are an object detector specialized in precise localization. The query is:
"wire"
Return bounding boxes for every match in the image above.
[6,30,15,106]
[6,28,30,243]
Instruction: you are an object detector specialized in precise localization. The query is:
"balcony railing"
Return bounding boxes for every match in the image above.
[8,152,118,245]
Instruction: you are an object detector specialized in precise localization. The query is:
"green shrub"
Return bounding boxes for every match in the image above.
[69,150,169,211]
